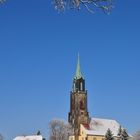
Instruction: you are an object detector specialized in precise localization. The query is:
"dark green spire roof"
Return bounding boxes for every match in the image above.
[75,54,84,79]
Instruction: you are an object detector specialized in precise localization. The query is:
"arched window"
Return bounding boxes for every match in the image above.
[73,83,75,91]
[80,100,85,110]
[80,82,83,90]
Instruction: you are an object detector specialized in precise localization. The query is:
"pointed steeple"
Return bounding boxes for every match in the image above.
[69,55,89,133]
[75,54,84,79]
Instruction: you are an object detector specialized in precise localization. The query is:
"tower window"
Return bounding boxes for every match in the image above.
[73,83,75,91]
[80,82,83,90]
[80,100,85,110]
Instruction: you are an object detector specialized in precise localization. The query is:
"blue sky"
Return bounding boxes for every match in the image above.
[0,0,140,139]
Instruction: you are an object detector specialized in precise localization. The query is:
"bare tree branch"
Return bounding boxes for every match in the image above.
[53,0,113,13]
[49,119,73,140]
[132,131,140,140]
[0,0,5,4]
[0,134,4,140]
[0,0,113,14]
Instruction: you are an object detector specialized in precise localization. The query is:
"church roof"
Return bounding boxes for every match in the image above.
[74,54,84,79]
[13,135,43,140]
[83,118,121,137]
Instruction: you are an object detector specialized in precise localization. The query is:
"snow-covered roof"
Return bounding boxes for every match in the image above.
[13,135,43,140]
[84,118,121,137]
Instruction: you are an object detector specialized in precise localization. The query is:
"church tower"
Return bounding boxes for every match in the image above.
[68,55,90,136]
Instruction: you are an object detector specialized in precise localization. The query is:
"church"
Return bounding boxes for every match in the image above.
[68,55,127,140]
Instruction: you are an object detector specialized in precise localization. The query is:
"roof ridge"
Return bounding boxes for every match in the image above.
[91,117,117,122]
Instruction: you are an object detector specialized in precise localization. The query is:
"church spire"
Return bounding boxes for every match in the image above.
[73,54,85,92]
[75,54,84,79]
[69,55,89,135]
